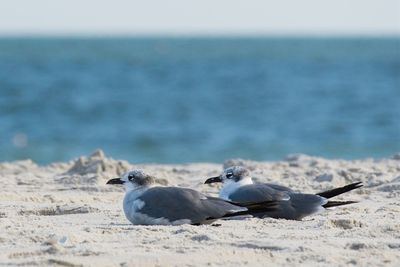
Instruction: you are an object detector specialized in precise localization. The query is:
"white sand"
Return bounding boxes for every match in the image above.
[1,149,399,266]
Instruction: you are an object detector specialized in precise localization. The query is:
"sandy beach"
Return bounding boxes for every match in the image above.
[1,149,399,266]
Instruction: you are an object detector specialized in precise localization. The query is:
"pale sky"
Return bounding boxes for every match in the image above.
[0,0,399,36]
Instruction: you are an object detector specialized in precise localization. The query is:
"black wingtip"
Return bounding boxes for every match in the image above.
[317,182,363,199]
[323,200,359,208]
[224,200,279,215]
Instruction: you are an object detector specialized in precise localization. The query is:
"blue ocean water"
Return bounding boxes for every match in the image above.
[0,37,399,164]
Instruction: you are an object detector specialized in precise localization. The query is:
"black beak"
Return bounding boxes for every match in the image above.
[106,178,124,185]
[204,176,222,184]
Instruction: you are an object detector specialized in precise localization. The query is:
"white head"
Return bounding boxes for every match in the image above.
[106,170,155,192]
[204,166,254,199]
[205,166,253,184]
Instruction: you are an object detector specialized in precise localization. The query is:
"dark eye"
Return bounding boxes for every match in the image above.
[128,174,134,181]
[226,172,233,179]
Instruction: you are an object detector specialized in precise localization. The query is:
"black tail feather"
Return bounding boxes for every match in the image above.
[225,199,278,209]
[214,200,278,219]
[317,182,363,199]
[323,200,358,208]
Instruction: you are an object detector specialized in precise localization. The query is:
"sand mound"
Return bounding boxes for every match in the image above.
[1,150,399,266]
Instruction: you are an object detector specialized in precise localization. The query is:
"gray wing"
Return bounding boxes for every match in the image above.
[229,184,290,203]
[138,187,244,224]
[229,184,327,220]
[264,193,327,220]
[263,183,293,192]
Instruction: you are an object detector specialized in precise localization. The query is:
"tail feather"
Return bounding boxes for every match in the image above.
[323,200,358,208]
[317,182,363,199]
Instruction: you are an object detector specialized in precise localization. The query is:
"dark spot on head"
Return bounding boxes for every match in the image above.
[126,170,155,186]
[136,174,155,186]
[224,166,251,182]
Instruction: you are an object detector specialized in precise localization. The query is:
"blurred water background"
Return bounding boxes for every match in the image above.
[0,37,399,164]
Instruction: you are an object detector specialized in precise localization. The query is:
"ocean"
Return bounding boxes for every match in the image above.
[0,37,399,164]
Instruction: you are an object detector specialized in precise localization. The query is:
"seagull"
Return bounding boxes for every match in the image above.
[106,170,277,225]
[204,166,363,220]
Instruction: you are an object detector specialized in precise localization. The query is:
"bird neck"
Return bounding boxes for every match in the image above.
[219,176,253,200]
[124,183,153,196]
[123,185,151,204]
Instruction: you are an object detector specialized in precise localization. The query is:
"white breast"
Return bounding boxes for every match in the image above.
[123,187,147,224]
[219,177,253,200]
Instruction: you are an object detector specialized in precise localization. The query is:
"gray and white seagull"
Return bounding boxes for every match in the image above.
[106,170,277,225]
[204,166,363,220]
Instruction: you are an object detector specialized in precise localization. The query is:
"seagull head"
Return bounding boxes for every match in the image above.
[205,166,253,185]
[106,170,155,191]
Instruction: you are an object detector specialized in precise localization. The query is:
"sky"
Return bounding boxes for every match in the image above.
[0,0,399,36]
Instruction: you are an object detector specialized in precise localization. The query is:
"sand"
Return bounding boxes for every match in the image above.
[1,149,399,266]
